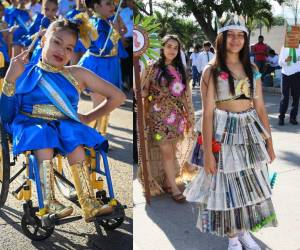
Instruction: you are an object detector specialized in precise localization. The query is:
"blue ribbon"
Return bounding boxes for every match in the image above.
[38,74,80,122]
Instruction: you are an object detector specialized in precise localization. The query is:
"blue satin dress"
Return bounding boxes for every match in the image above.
[78,15,128,89]
[0,27,9,62]
[20,13,44,47]
[24,14,51,64]
[8,8,31,45]
[0,61,108,156]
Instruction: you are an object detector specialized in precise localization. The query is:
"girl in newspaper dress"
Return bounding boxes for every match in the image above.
[184,14,277,250]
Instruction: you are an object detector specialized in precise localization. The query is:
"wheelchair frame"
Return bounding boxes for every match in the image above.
[0,122,126,241]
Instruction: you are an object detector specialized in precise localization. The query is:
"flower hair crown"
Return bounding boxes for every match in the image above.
[217,12,248,35]
[69,12,99,49]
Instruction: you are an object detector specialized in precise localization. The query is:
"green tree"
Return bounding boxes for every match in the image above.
[273,16,286,26]
[153,8,206,51]
[173,0,284,42]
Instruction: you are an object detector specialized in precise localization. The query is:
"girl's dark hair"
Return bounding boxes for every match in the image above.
[85,0,106,9]
[47,19,79,40]
[155,34,187,87]
[211,30,254,96]
[43,0,58,6]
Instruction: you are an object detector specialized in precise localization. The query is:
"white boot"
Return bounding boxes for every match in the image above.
[238,231,261,250]
[228,236,242,250]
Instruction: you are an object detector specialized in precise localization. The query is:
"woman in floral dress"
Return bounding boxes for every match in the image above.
[139,34,195,202]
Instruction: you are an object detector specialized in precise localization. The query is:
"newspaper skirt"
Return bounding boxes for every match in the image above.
[184,108,278,237]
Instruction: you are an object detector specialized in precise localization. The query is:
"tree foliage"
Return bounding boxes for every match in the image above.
[273,16,286,26]
[172,0,284,42]
[153,7,206,51]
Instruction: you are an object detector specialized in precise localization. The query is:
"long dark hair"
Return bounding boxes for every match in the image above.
[212,30,254,96]
[154,34,187,87]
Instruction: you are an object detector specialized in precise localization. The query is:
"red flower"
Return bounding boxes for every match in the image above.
[197,134,203,144]
[219,71,229,80]
[212,139,221,153]
[197,134,221,153]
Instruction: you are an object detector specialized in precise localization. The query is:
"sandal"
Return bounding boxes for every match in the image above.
[171,192,186,203]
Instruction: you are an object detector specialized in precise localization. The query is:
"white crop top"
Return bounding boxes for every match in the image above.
[215,71,261,103]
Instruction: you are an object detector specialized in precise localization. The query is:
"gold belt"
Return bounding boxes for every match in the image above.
[21,104,68,120]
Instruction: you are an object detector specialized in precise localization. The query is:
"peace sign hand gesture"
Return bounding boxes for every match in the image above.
[5,50,30,83]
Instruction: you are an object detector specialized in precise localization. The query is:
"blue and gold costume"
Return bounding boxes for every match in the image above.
[4,5,16,25]
[0,61,108,156]
[78,14,127,89]
[7,8,31,45]
[21,14,51,64]
[20,12,44,47]
[0,20,9,62]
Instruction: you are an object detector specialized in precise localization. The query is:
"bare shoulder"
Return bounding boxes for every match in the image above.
[67,65,87,77]
[65,65,89,89]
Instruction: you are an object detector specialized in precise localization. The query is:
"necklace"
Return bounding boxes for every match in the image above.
[37,60,63,73]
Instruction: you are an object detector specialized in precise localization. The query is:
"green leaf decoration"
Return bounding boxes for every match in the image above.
[140,55,147,66]
[135,15,161,68]
[134,14,142,25]
[142,15,156,27]
[145,23,161,32]
[147,48,160,57]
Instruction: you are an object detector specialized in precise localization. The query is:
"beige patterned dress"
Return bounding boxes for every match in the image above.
[138,64,195,196]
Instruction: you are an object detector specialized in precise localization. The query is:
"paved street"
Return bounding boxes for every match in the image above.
[134,87,300,250]
[0,93,133,250]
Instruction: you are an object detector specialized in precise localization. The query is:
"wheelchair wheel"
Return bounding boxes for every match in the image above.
[97,201,125,231]
[21,207,55,241]
[0,123,10,208]
[99,217,124,230]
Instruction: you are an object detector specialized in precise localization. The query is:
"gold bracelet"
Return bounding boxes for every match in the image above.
[2,79,16,96]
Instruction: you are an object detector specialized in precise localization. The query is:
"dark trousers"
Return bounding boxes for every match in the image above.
[121,38,133,90]
[279,72,300,120]
[192,66,199,86]
[255,61,266,74]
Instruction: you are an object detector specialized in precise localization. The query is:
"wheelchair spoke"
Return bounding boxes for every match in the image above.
[33,226,39,236]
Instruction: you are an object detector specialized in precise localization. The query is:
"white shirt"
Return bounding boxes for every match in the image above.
[120,7,133,38]
[190,52,200,67]
[197,50,214,73]
[267,55,279,67]
[278,46,300,76]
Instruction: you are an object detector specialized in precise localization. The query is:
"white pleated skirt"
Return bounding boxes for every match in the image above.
[184,108,278,237]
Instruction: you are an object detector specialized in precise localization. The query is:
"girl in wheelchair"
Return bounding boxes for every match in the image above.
[0,17,126,222]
